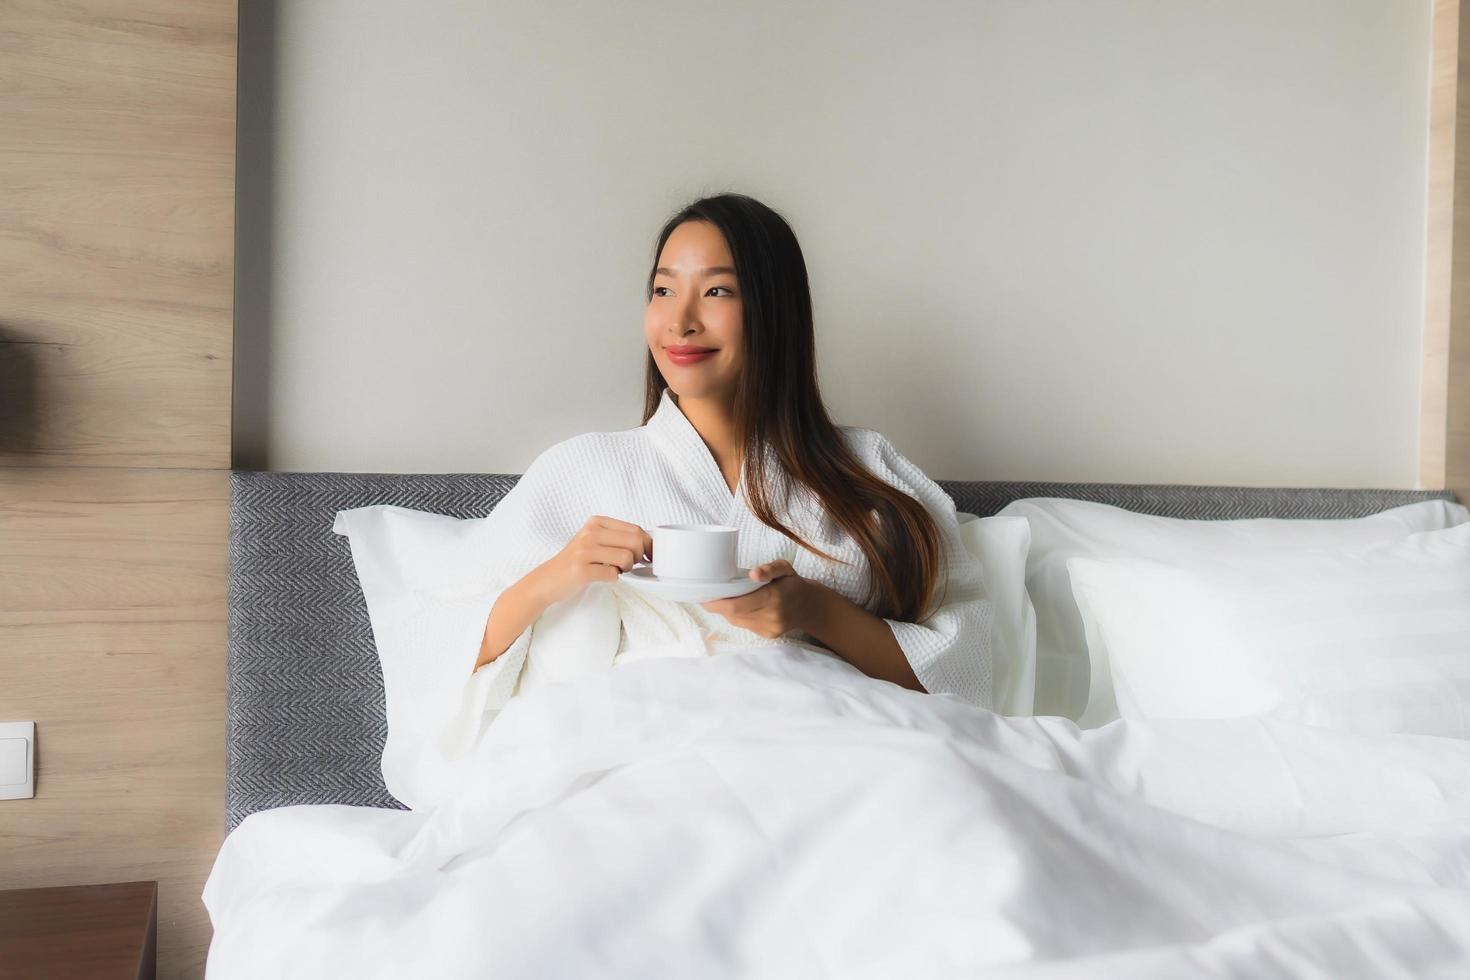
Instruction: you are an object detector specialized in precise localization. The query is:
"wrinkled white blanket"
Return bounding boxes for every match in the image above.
[203,643,1470,979]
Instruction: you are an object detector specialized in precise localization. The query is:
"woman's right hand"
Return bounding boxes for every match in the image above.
[534,516,654,607]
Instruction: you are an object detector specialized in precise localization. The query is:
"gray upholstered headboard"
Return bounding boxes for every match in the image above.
[226,473,1457,830]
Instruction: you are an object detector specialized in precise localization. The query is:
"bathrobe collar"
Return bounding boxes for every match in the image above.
[646,388,747,513]
[646,387,804,528]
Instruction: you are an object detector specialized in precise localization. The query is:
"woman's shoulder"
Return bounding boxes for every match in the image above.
[500,428,643,520]
[836,423,894,463]
[838,425,947,504]
[522,425,645,475]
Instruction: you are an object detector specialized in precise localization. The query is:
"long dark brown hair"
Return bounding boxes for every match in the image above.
[640,192,947,623]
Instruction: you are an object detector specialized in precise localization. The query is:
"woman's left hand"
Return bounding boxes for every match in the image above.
[700,559,827,639]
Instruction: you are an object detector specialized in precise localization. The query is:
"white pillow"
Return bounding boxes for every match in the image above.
[956,513,1037,716]
[1066,522,1470,738]
[332,505,506,810]
[995,497,1469,725]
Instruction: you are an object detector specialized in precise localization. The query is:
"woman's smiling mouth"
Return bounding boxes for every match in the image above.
[665,345,718,365]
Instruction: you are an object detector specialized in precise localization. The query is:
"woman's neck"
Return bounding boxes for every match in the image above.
[675,393,742,490]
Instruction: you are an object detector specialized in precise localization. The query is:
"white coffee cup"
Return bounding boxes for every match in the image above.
[651,524,739,581]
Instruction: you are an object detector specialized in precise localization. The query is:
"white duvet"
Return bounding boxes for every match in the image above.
[203,642,1470,979]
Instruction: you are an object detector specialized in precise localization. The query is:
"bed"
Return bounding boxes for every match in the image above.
[209,472,1470,978]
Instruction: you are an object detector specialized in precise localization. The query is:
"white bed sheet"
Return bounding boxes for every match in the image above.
[203,642,1470,979]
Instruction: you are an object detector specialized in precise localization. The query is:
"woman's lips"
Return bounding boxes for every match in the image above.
[665,347,718,365]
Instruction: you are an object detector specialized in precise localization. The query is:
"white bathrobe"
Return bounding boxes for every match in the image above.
[437,388,993,758]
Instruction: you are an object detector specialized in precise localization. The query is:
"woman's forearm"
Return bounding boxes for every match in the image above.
[805,584,924,692]
[474,564,554,672]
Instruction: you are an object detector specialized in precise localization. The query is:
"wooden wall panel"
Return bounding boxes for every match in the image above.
[1453,334,1470,499]
[0,1,235,978]
[0,0,235,469]
[0,469,227,978]
[1428,0,1470,502]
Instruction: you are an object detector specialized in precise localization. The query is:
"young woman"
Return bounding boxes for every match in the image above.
[445,192,992,754]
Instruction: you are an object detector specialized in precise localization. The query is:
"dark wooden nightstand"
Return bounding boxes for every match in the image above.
[0,880,157,980]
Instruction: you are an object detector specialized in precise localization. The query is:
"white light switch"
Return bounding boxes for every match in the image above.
[0,722,35,800]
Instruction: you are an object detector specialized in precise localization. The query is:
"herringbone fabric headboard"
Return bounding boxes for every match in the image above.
[226,473,1457,830]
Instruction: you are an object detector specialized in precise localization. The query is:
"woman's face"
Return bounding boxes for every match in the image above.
[644,220,745,403]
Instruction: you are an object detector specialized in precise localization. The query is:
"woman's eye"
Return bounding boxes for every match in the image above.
[653,285,734,297]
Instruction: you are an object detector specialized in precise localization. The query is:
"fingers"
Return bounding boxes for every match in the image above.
[590,544,640,572]
[590,515,648,541]
[603,527,648,563]
[705,590,766,616]
[750,559,795,581]
[588,517,653,562]
[589,515,641,531]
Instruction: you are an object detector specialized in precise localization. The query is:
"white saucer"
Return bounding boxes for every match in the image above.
[619,564,763,603]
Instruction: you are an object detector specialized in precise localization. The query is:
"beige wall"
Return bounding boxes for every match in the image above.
[0,1,236,977]
[236,0,1435,489]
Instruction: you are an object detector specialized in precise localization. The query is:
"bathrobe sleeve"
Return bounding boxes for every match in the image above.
[864,433,995,708]
[432,440,595,762]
